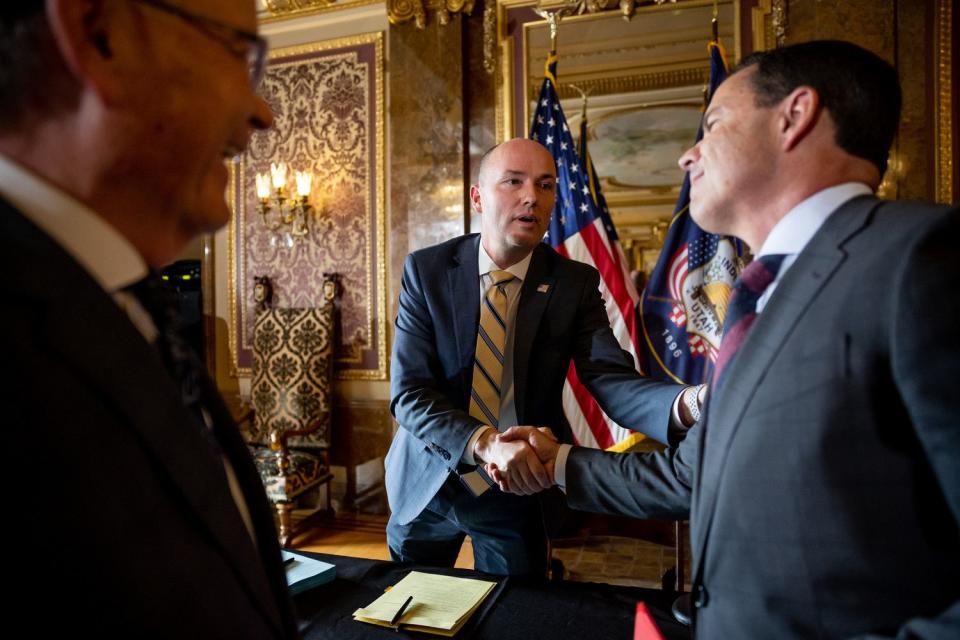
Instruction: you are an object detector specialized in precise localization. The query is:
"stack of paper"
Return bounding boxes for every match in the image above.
[354,571,498,636]
[281,550,336,595]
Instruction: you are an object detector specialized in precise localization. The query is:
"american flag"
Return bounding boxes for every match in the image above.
[638,41,743,386]
[530,51,646,450]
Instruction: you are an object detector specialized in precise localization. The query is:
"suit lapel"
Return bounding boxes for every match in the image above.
[514,244,557,424]
[690,196,881,584]
[447,236,481,401]
[1,204,285,635]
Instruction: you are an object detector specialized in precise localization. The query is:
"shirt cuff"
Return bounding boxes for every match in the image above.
[462,425,494,465]
[554,444,573,489]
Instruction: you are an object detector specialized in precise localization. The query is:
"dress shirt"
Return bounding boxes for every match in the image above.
[553,182,874,488]
[0,153,256,541]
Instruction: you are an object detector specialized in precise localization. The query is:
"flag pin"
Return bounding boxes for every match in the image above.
[537,284,550,293]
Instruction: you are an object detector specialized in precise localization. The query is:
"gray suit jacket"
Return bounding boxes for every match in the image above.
[387,234,682,526]
[1,200,299,638]
[566,196,960,639]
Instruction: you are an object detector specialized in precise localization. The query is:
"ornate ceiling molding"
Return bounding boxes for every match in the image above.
[259,0,383,22]
[386,0,476,28]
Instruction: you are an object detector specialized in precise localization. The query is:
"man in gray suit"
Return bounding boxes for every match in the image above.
[387,138,702,575]
[1,1,299,637]
[493,41,959,638]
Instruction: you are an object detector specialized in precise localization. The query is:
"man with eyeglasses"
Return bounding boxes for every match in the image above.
[0,2,296,637]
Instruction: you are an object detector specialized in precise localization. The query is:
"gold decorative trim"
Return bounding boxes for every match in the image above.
[227,31,387,381]
[771,0,787,46]
[935,0,953,204]
[497,0,738,142]
[386,0,475,28]
[548,67,709,101]
[259,0,383,23]
[483,1,497,74]
[751,0,772,52]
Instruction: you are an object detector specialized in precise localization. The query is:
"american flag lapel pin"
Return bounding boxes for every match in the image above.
[537,283,550,293]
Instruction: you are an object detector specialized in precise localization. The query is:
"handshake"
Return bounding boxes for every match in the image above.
[474,426,561,496]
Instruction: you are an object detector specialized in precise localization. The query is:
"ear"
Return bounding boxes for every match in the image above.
[45,0,126,105]
[469,184,483,213]
[777,86,821,152]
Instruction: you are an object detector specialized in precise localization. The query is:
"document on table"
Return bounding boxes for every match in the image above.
[281,550,336,595]
[353,571,498,636]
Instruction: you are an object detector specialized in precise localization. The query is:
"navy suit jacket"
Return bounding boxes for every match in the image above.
[565,196,960,639]
[1,200,299,638]
[387,234,682,525]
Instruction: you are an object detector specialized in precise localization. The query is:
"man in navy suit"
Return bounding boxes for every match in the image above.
[494,41,959,638]
[1,1,299,637]
[386,137,700,575]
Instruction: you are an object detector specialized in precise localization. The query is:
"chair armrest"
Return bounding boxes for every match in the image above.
[269,410,331,454]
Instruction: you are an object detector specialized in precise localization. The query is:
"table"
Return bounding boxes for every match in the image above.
[292,552,692,639]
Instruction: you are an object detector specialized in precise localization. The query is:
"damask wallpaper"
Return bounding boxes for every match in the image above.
[229,32,386,380]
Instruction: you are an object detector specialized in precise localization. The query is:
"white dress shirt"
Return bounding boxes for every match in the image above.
[554,182,874,488]
[0,153,256,541]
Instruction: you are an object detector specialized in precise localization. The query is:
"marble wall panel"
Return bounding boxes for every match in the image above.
[388,19,468,322]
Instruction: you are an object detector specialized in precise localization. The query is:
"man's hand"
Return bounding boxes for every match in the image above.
[484,427,560,494]
[473,428,552,495]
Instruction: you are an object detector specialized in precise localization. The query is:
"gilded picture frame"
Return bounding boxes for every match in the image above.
[227,31,387,381]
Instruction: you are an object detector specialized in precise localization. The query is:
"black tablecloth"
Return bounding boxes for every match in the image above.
[292,552,692,640]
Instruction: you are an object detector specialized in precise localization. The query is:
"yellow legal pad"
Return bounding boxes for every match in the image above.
[353,571,498,636]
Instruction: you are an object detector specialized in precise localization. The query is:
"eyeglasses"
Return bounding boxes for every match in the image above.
[131,0,268,89]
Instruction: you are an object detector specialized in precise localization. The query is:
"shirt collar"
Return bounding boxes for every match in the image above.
[477,237,534,283]
[757,182,873,258]
[0,153,147,292]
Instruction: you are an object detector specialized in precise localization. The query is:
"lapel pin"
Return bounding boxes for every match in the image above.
[537,284,550,293]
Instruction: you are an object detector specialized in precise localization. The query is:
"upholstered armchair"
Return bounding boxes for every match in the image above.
[239,273,340,546]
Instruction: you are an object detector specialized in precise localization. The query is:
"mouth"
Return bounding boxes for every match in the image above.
[513,213,539,225]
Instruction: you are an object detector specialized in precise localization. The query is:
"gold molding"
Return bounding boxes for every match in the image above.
[751,0,772,51]
[227,31,387,381]
[935,0,953,204]
[260,0,383,23]
[751,0,786,51]
[386,0,475,28]
[549,67,709,101]
[502,0,737,142]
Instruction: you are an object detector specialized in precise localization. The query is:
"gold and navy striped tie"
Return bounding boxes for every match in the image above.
[469,270,515,429]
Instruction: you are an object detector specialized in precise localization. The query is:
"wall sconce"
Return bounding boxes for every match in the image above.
[255,162,313,238]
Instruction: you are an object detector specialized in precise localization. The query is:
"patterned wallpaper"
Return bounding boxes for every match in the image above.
[229,32,386,380]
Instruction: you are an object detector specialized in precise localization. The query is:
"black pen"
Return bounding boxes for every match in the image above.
[283,557,296,568]
[390,595,413,628]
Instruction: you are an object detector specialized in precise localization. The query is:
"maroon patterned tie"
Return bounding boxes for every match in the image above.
[711,254,786,392]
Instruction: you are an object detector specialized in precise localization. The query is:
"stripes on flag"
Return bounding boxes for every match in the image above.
[530,51,648,450]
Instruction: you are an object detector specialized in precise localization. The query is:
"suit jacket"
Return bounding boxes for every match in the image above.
[387,234,682,526]
[565,196,960,639]
[1,200,299,638]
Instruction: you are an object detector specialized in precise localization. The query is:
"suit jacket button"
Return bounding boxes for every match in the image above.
[693,584,709,608]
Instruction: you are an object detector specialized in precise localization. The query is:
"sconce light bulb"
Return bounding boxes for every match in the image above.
[270,162,288,190]
[255,173,272,200]
[295,171,313,198]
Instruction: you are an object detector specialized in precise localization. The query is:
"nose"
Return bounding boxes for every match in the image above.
[519,180,538,207]
[250,93,274,131]
[678,142,700,172]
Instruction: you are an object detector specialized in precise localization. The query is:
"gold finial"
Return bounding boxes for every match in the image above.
[533,2,576,52]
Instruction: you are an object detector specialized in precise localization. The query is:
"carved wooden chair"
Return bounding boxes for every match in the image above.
[238,273,340,546]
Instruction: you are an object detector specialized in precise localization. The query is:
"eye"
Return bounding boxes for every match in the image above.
[538,181,555,191]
